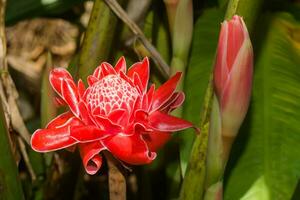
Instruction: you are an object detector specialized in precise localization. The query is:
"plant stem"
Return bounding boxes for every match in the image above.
[179,77,214,200]
[41,52,56,127]
[105,152,126,200]
[0,1,24,199]
[104,0,170,78]
[225,0,263,32]
[205,96,223,187]
[78,0,125,81]
[0,100,24,200]
[180,0,263,199]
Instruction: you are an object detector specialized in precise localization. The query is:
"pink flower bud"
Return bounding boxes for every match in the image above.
[214,15,253,137]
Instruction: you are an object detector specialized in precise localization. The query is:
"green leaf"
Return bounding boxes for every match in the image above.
[225,13,300,200]
[240,176,270,200]
[0,101,24,200]
[78,0,126,80]
[6,0,85,25]
[180,8,223,176]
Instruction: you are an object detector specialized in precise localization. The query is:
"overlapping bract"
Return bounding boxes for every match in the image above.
[31,57,194,174]
[214,15,253,137]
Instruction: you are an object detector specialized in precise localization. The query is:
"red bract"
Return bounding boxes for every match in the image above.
[31,57,195,174]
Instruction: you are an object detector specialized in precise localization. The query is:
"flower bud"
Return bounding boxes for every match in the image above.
[214,15,253,138]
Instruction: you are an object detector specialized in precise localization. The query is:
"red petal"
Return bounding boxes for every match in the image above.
[101,62,116,76]
[46,111,74,128]
[146,84,155,111]
[78,101,95,125]
[70,126,111,142]
[54,97,67,106]
[31,127,77,152]
[114,56,126,73]
[77,79,86,98]
[62,79,80,117]
[49,68,73,95]
[129,96,142,122]
[127,57,149,92]
[94,115,122,131]
[151,72,182,111]
[108,109,126,124]
[148,111,194,132]
[92,66,103,80]
[79,142,105,175]
[87,75,99,86]
[103,134,156,165]
[31,115,83,152]
[160,92,185,113]
[119,71,134,87]
[133,72,143,93]
[143,131,171,152]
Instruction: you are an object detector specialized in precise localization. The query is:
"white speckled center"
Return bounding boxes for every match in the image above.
[86,75,139,114]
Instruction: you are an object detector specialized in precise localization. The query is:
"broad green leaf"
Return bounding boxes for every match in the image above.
[180,8,223,175]
[225,13,300,200]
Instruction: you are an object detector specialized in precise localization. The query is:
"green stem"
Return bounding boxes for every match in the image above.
[78,0,125,80]
[205,96,223,187]
[225,0,263,32]
[0,99,24,200]
[179,77,214,200]
[41,52,56,127]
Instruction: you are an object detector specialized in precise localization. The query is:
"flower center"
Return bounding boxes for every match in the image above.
[86,75,139,115]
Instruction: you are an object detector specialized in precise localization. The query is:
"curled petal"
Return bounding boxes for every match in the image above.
[79,142,105,175]
[103,134,156,165]
[148,111,195,132]
[127,57,149,92]
[114,56,126,73]
[151,72,182,112]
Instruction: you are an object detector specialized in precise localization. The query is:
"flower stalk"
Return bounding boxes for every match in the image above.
[165,0,193,78]
[204,15,253,199]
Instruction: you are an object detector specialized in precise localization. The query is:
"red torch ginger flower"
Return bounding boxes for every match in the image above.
[31,57,195,174]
